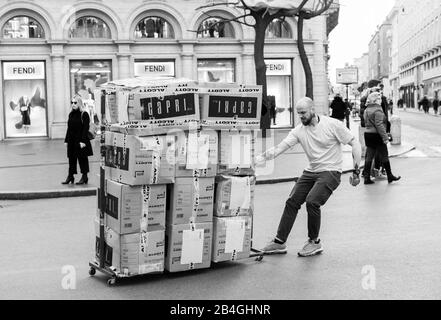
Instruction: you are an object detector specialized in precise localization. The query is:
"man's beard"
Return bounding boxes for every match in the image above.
[301,114,314,125]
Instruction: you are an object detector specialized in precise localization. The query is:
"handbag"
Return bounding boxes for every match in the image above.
[82,111,97,140]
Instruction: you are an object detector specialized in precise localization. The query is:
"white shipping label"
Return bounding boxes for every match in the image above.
[117,91,129,122]
[181,229,204,264]
[225,219,246,253]
[229,177,251,211]
[228,134,251,169]
[139,262,162,274]
[186,134,210,169]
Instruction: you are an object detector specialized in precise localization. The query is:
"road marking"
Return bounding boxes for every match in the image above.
[400,149,427,157]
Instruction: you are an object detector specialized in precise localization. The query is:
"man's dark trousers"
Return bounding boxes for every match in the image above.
[276,170,341,242]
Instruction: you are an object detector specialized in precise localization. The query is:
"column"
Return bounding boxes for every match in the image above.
[179,41,196,79]
[118,55,131,79]
[50,55,67,139]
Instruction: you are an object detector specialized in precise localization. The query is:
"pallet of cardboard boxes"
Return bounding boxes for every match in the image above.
[89,78,262,283]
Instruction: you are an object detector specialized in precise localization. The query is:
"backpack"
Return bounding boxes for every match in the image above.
[81,111,97,140]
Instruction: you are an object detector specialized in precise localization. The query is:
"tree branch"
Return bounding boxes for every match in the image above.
[196,1,241,11]
[301,0,334,19]
[187,12,254,34]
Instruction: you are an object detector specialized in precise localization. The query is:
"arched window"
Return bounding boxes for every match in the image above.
[134,16,174,38]
[69,16,111,39]
[2,16,45,39]
[265,19,292,39]
[197,17,234,38]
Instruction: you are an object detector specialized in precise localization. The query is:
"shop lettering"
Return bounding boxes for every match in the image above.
[140,93,195,120]
[266,64,284,71]
[208,89,231,93]
[145,65,165,72]
[175,88,199,93]
[238,88,260,93]
[208,96,258,118]
[13,67,36,74]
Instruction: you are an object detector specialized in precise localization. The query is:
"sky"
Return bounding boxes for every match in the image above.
[328,0,396,86]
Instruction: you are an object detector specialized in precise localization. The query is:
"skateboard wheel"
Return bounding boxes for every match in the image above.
[89,267,96,276]
[107,278,116,286]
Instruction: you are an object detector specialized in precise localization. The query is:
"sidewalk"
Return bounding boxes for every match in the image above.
[0,118,414,200]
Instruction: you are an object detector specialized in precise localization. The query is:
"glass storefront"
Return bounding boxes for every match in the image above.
[68,16,111,39]
[2,61,48,138]
[265,59,293,128]
[197,59,235,83]
[134,60,175,78]
[2,16,45,39]
[197,18,234,38]
[70,60,112,125]
[134,17,174,39]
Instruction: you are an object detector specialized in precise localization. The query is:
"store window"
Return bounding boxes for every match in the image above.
[265,19,292,39]
[2,61,48,137]
[2,16,45,39]
[197,18,234,38]
[69,16,111,39]
[134,17,174,38]
[265,59,293,128]
[70,60,111,125]
[134,60,175,78]
[197,59,235,83]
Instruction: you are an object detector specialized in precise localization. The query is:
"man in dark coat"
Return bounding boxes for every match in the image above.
[421,96,430,114]
[432,97,439,115]
[329,94,347,122]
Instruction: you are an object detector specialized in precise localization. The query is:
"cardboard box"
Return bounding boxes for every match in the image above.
[103,227,165,276]
[104,179,166,234]
[198,82,262,130]
[104,131,175,186]
[167,177,215,225]
[165,222,212,272]
[102,78,201,135]
[218,129,256,176]
[174,129,218,178]
[212,216,252,263]
[214,175,256,217]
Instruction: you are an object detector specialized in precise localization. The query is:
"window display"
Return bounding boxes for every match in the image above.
[69,16,111,38]
[2,61,48,137]
[197,59,235,83]
[70,60,112,127]
[2,16,45,39]
[265,19,292,38]
[134,17,174,38]
[265,59,293,128]
[197,18,234,38]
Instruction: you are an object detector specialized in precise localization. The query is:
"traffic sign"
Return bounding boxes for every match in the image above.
[336,68,358,84]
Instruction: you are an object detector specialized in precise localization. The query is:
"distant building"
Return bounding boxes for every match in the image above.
[396,0,441,109]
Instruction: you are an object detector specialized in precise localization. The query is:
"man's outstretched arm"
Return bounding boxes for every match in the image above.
[256,140,292,163]
[348,137,362,169]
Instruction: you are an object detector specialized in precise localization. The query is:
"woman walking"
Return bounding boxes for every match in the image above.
[62,95,93,185]
[362,92,401,185]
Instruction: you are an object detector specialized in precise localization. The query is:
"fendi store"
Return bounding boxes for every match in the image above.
[0,0,331,140]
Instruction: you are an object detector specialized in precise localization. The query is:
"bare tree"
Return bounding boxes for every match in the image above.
[193,0,334,129]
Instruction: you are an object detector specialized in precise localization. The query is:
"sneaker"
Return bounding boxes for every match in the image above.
[260,239,287,254]
[297,239,323,257]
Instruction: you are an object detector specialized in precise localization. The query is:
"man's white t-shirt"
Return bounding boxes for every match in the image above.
[281,115,354,173]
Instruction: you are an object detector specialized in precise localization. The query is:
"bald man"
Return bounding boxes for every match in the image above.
[256,97,362,257]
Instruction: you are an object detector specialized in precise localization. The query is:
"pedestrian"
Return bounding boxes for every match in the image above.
[388,99,393,115]
[62,95,93,185]
[255,97,362,257]
[362,92,401,185]
[432,96,439,115]
[344,98,351,129]
[397,98,403,109]
[329,94,347,122]
[421,96,429,114]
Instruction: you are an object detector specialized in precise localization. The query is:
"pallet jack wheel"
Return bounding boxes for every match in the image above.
[107,277,116,286]
[89,267,96,276]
